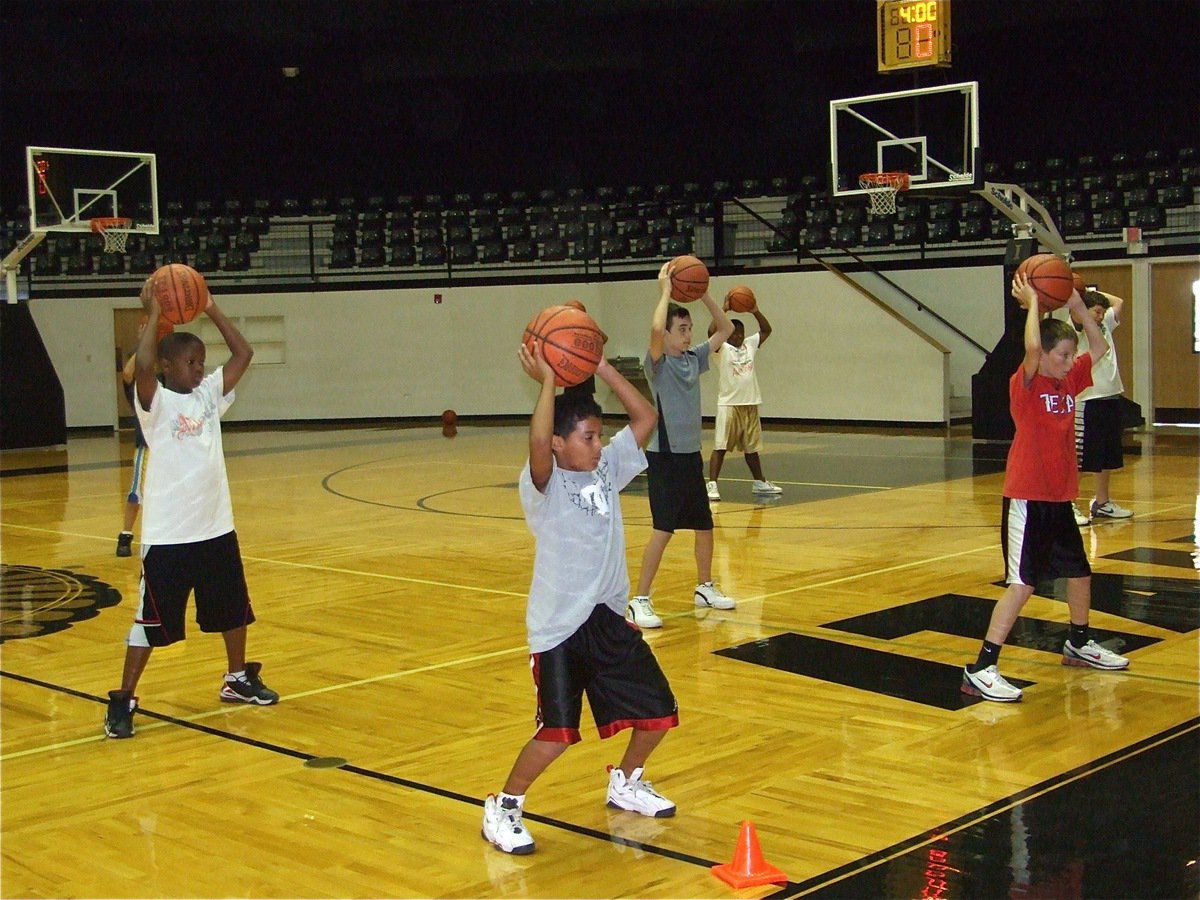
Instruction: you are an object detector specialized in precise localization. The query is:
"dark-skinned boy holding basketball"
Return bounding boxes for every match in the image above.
[482,344,675,855]
[627,260,736,629]
[961,272,1129,703]
[104,278,278,738]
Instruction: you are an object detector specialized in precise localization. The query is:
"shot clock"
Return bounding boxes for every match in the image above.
[877,0,952,72]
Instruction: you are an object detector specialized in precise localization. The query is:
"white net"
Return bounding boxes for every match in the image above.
[859,173,909,216]
[92,219,133,253]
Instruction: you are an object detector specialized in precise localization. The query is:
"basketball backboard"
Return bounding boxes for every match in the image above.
[26,146,158,234]
[829,81,980,198]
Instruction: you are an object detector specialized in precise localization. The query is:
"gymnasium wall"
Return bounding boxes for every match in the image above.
[28,265,974,429]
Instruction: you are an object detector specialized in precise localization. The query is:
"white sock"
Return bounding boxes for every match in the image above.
[498,792,524,809]
[225,670,245,682]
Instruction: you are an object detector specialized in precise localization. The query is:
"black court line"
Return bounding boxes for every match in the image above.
[0,669,719,871]
[761,716,1200,899]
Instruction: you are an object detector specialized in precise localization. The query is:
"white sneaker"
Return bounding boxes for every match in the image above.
[961,665,1023,702]
[1063,639,1130,670]
[626,596,662,628]
[694,581,735,609]
[606,766,676,818]
[1090,499,1133,519]
[706,480,721,501]
[1074,507,1091,527]
[482,794,535,855]
[751,480,782,494]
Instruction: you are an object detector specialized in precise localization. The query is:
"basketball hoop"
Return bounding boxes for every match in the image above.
[859,172,910,216]
[90,217,134,253]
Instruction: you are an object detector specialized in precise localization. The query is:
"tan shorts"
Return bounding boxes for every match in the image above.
[713,405,762,453]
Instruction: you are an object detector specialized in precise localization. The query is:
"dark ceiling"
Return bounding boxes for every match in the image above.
[2,0,1198,207]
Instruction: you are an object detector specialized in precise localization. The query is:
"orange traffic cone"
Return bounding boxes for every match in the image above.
[711,820,789,888]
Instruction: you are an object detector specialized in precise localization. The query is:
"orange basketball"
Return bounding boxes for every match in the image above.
[669,255,709,303]
[726,285,757,313]
[523,305,605,387]
[148,263,209,326]
[1072,271,1087,296]
[1016,253,1074,312]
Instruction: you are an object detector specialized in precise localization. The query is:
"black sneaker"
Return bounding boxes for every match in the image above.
[219,662,280,705]
[116,532,133,557]
[104,690,137,738]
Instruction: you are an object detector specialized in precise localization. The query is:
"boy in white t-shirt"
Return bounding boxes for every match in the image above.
[706,295,781,501]
[1071,289,1133,525]
[482,344,676,856]
[104,279,278,739]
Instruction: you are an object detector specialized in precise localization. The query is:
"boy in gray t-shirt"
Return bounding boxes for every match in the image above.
[482,343,678,856]
[627,260,737,629]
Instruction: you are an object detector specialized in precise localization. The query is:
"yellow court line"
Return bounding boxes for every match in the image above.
[2,644,529,762]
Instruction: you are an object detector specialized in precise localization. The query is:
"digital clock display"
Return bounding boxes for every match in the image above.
[878,0,951,72]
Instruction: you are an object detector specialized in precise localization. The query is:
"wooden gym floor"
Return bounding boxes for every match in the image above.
[1,420,1197,899]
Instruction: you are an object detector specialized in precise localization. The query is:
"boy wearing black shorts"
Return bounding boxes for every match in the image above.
[627,260,736,629]
[961,272,1129,703]
[482,344,672,856]
[104,279,278,739]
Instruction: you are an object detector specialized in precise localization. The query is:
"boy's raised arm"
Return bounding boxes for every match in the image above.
[648,261,671,363]
[1013,272,1042,384]
[519,343,557,492]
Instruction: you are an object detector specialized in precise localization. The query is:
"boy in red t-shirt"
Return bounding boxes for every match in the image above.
[962,271,1130,702]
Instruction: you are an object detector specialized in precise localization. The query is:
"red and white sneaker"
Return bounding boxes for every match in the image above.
[1063,639,1129,670]
[961,665,1023,702]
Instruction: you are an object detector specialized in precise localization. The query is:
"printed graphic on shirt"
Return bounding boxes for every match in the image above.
[562,459,612,518]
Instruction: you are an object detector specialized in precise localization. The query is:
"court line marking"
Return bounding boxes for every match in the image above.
[772,718,1200,898]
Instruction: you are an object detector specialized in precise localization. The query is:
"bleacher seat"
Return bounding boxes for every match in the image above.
[509,240,536,262]
[34,252,63,275]
[833,224,862,245]
[839,205,866,226]
[895,222,925,244]
[280,198,302,217]
[629,235,658,258]
[1091,189,1120,211]
[450,242,477,265]
[601,236,629,259]
[476,224,502,243]
[620,218,645,238]
[865,220,893,246]
[206,231,230,253]
[505,223,531,242]
[1095,209,1127,231]
[391,244,416,266]
[224,248,252,271]
[447,224,472,245]
[480,240,506,264]
[769,176,792,195]
[927,220,957,242]
[193,248,221,272]
[479,191,503,209]
[541,238,568,262]
[98,252,125,275]
[572,236,600,261]
[1133,206,1166,230]
[309,197,331,216]
[419,242,447,266]
[235,230,260,253]
[416,225,441,245]
[661,234,691,256]
[163,250,188,266]
[129,251,157,274]
[798,226,829,249]
[1159,185,1191,208]
[535,221,559,242]
[562,221,587,242]
[958,218,986,241]
[766,232,795,253]
[1061,210,1093,235]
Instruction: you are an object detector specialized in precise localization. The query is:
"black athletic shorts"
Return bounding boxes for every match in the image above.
[133,531,255,647]
[1077,396,1124,473]
[531,604,679,744]
[646,450,713,533]
[1001,498,1091,586]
